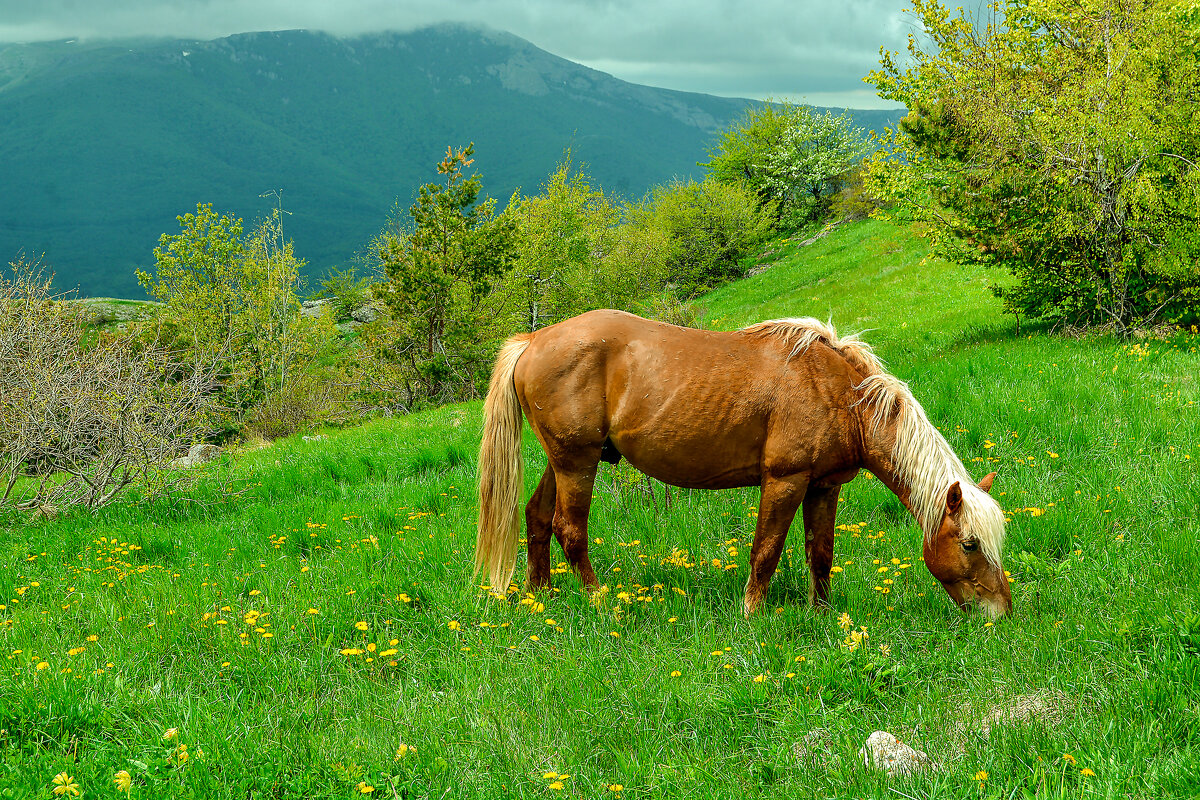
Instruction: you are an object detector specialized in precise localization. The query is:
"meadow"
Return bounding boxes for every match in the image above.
[2,219,1199,798]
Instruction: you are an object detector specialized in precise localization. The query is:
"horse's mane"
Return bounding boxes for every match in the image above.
[740,317,1005,566]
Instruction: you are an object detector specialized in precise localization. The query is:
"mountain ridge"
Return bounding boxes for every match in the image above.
[0,25,903,298]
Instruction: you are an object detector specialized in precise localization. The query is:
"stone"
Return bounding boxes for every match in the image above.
[350,302,382,323]
[300,298,333,318]
[858,731,936,777]
[171,443,221,468]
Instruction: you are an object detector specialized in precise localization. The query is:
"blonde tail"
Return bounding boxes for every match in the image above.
[475,334,532,593]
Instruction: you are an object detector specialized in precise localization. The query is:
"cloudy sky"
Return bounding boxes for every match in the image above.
[0,0,911,109]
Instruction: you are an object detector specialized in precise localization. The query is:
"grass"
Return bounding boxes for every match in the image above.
[2,219,1199,798]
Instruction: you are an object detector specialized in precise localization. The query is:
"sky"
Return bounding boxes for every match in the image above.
[0,0,911,109]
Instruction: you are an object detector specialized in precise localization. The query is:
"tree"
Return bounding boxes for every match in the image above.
[498,153,618,332]
[866,0,1200,331]
[376,144,517,403]
[138,202,317,420]
[706,102,872,226]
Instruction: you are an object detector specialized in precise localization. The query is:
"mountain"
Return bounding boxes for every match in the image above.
[0,26,903,298]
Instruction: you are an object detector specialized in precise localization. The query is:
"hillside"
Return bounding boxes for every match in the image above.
[6,219,1196,796]
[0,26,902,299]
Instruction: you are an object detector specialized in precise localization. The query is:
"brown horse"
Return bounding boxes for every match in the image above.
[476,310,1011,617]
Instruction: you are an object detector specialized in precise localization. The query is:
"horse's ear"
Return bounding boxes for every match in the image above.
[946,481,963,514]
[978,472,997,494]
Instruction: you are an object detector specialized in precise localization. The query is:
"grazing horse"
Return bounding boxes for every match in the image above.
[475,310,1011,618]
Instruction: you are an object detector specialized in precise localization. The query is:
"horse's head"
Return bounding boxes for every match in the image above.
[923,472,1012,618]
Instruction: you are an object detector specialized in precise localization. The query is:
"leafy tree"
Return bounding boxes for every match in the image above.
[866,0,1200,331]
[499,154,618,332]
[624,178,772,297]
[138,203,317,418]
[706,102,871,226]
[376,144,517,402]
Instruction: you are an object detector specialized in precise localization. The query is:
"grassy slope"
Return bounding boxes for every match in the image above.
[2,220,1199,798]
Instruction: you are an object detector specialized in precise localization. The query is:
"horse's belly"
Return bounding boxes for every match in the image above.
[609,426,764,490]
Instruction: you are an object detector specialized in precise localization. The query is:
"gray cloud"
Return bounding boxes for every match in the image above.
[0,0,910,108]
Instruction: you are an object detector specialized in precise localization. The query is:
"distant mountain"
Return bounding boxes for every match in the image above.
[0,26,903,298]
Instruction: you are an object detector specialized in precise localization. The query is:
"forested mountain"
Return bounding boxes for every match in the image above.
[0,25,901,297]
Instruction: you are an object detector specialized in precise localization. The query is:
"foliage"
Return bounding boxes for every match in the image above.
[375,144,518,404]
[138,204,325,426]
[497,154,619,332]
[624,178,772,297]
[0,257,213,510]
[866,0,1200,332]
[706,102,872,226]
[315,264,374,321]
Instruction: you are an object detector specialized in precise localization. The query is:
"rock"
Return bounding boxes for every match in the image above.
[171,443,221,468]
[301,435,327,442]
[350,302,383,323]
[859,731,936,777]
[791,728,834,767]
[300,298,333,318]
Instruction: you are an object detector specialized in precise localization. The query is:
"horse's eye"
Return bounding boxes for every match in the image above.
[961,539,979,553]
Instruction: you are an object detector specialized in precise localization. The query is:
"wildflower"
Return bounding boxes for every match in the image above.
[86,634,98,642]
[306,608,320,615]
[837,613,853,631]
[355,621,369,631]
[1080,768,1096,777]
[340,647,364,656]
[356,781,375,793]
[974,770,988,782]
[549,781,565,791]
[753,674,767,683]
[670,670,681,677]
[447,620,460,631]
[543,772,559,779]
[162,727,179,741]
[51,772,80,797]
[36,662,49,671]
[114,769,132,792]
[610,631,620,638]
[878,644,891,657]
[609,784,624,792]
[396,743,415,759]
[1062,753,1076,765]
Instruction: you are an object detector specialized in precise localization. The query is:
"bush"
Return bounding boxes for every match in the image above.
[1,258,214,510]
[245,370,355,441]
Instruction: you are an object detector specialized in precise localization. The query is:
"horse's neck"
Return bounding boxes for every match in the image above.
[858,415,922,527]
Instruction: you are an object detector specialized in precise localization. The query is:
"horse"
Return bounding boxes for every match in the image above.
[475,309,1011,618]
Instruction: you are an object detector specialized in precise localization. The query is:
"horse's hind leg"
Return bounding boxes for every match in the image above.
[743,474,808,616]
[551,464,600,588]
[525,465,557,591]
[802,485,841,607]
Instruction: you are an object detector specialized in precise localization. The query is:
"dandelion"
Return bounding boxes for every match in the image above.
[36,661,49,671]
[609,784,624,792]
[447,620,460,631]
[51,772,80,797]
[670,670,681,677]
[114,769,132,792]
[1080,768,1096,777]
[355,621,370,631]
[1062,753,1076,765]
[356,781,375,794]
[974,770,988,782]
[549,781,565,791]
[543,772,559,779]
[306,608,320,615]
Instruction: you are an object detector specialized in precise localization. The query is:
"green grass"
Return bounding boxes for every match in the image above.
[3,220,1200,798]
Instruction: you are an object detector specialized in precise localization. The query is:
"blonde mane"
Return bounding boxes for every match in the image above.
[740,317,1005,566]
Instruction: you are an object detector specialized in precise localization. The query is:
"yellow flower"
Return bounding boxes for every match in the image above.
[356,781,375,793]
[609,784,624,792]
[837,612,853,631]
[670,670,681,677]
[355,621,369,631]
[447,620,460,631]
[974,770,988,781]
[51,772,80,797]
[306,608,320,615]
[549,781,565,791]
[1062,753,1076,765]
[162,727,179,741]
[395,743,415,759]
[114,769,132,792]
[340,647,364,656]
[543,772,559,779]
[1080,768,1096,777]
[36,662,49,671]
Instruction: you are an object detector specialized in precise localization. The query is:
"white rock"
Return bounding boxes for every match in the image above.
[859,730,936,777]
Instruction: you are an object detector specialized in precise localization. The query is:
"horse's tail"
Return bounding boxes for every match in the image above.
[475,334,533,593]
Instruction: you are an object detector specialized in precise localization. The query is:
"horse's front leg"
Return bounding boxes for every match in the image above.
[743,473,809,617]
[801,485,841,607]
[551,463,600,589]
